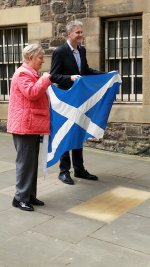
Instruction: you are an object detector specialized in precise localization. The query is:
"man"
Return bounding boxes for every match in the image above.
[50,20,103,185]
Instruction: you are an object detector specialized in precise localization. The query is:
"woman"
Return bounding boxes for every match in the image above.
[7,44,51,211]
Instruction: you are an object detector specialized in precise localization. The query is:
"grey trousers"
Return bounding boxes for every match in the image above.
[13,134,40,202]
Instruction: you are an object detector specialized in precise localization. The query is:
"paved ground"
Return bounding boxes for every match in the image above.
[0,133,150,267]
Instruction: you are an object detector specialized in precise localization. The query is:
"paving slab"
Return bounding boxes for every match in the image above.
[0,193,12,212]
[0,169,16,190]
[50,237,150,267]
[54,178,111,202]
[130,199,150,218]
[128,173,150,188]
[0,231,70,267]
[90,212,150,254]
[68,186,150,223]
[0,160,15,173]
[0,208,53,243]
[33,212,104,244]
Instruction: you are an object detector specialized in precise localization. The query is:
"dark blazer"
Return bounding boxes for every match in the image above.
[50,42,102,89]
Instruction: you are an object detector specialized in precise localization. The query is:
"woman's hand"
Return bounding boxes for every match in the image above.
[43,72,51,79]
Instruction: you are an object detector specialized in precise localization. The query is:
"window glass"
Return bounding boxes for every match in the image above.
[120,20,130,37]
[23,28,28,45]
[132,19,142,36]
[8,64,15,78]
[0,64,6,78]
[134,77,142,94]
[5,46,13,62]
[108,21,117,38]
[132,38,142,57]
[0,30,3,45]
[122,77,131,94]
[13,29,21,44]
[119,39,129,57]
[122,59,131,75]
[109,59,119,71]
[1,80,7,94]
[0,47,3,62]
[5,29,12,45]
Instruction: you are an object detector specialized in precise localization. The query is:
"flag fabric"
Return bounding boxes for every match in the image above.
[46,71,121,168]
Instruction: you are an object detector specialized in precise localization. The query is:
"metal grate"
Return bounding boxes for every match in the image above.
[0,26,28,101]
[104,17,142,102]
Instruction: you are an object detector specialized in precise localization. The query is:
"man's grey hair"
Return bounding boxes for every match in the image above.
[66,20,83,33]
[22,44,45,62]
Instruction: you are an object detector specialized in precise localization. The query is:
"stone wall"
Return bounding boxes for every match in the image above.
[86,123,150,156]
[0,0,150,157]
[0,0,88,54]
[41,0,88,54]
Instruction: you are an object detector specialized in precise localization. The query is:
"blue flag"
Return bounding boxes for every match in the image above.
[46,72,121,167]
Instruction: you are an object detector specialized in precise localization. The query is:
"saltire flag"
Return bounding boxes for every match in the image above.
[46,71,121,168]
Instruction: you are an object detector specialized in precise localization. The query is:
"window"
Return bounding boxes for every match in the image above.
[0,26,28,101]
[105,17,142,102]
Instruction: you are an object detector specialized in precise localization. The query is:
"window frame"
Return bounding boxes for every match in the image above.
[104,16,142,103]
[0,25,28,101]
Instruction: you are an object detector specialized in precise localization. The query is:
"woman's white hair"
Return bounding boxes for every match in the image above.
[66,20,83,33]
[22,44,45,62]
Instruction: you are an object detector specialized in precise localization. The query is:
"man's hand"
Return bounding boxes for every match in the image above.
[71,75,81,81]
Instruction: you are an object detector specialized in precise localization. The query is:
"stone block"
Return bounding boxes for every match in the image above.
[91,0,150,16]
[75,13,86,20]
[41,56,51,72]
[57,24,66,35]
[55,14,67,24]
[28,22,52,40]
[86,35,100,53]
[104,130,126,141]
[40,4,52,21]
[52,1,65,14]
[0,120,7,132]
[85,17,100,36]
[28,39,40,45]
[109,105,150,123]
[125,126,141,136]
[142,125,150,136]
[0,104,8,120]
[86,52,100,70]
[68,0,86,13]
[50,37,65,47]
[16,0,27,6]
[0,6,40,25]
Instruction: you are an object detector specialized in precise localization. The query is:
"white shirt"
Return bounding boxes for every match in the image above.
[67,40,81,73]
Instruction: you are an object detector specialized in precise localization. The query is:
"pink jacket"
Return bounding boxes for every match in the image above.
[7,63,51,135]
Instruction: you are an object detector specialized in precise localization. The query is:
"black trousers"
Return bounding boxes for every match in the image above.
[59,148,84,173]
[13,134,40,202]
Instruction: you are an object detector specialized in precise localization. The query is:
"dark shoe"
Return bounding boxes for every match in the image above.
[30,197,45,206]
[12,198,34,211]
[74,169,98,181]
[58,172,74,185]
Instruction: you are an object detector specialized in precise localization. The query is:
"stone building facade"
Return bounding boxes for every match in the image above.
[0,0,150,155]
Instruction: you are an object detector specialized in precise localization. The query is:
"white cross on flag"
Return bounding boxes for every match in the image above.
[45,72,121,168]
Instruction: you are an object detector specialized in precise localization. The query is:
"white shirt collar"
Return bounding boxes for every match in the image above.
[67,40,78,52]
